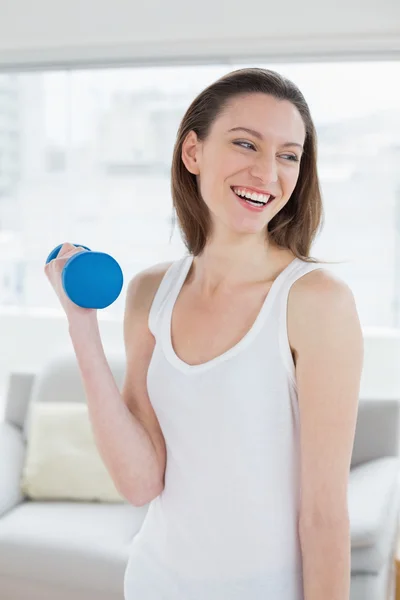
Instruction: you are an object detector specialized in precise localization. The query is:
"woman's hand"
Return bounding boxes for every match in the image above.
[44,242,97,322]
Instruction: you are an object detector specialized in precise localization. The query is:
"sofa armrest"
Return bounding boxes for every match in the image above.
[351,399,400,468]
[349,456,400,548]
[0,421,25,517]
[4,371,35,433]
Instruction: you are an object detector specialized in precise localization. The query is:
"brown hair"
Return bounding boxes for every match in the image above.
[170,67,335,264]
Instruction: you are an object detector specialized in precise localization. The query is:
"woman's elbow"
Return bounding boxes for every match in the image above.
[120,480,164,507]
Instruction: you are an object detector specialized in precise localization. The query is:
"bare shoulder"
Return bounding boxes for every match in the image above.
[125,261,174,315]
[291,266,351,299]
[288,266,362,357]
[290,266,354,307]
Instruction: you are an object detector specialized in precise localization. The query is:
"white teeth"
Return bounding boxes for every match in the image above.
[233,188,271,203]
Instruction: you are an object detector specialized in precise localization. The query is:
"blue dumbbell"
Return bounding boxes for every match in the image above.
[45,243,123,309]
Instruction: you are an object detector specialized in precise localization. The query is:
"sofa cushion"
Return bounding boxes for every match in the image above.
[0,500,148,593]
[21,401,124,502]
[349,456,400,573]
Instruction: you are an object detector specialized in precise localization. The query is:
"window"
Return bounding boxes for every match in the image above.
[0,62,399,326]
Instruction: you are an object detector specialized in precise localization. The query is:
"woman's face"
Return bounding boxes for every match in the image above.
[182,93,306,238]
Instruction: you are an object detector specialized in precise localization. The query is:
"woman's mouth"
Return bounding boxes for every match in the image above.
[231,186,275,212]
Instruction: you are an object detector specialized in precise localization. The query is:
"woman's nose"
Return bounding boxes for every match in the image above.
[249,155,278,183]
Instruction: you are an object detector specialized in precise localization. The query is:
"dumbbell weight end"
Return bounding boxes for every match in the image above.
[46,244,123,309]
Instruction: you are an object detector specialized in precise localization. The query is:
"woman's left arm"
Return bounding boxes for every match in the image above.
[288,269,364,600]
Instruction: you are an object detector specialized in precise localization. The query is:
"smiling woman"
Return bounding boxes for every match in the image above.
[1,62,386,599]
[172,70,322,259]
[117,67,363,600]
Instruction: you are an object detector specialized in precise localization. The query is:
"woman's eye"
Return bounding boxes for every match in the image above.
[281,154,300,162]
[233,141,256,151]
[233,142,300,162]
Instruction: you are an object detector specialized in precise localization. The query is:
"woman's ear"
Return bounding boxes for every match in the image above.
[181,130,201,175]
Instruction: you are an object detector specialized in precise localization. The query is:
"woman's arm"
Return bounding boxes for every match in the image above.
[45,244,170,507]
[68,314,160,506]
[66,264,170,506]
[288,269,364,600]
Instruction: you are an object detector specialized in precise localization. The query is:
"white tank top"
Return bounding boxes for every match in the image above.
[124,254,325,600]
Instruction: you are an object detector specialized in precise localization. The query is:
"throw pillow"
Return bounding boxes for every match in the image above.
[21,401,125,502]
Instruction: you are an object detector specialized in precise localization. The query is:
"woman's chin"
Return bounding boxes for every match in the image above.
[226,223,268,239]
[211,211,269,238]
[231,216,268,235]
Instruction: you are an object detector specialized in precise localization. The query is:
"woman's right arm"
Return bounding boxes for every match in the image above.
[45,244,169,506]
[120,263,170,498]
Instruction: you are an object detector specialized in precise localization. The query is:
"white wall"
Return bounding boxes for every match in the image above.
[0,0,399,69]
[0,309,123,392]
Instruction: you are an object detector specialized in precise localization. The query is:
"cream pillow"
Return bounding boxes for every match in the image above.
[21,402,124,502]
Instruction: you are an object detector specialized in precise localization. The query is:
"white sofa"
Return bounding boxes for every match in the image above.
[1,352,400,600]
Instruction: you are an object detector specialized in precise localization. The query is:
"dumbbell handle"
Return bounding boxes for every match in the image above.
[45,243,91,264]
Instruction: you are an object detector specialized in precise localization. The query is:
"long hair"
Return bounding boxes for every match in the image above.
[170,67,333,264]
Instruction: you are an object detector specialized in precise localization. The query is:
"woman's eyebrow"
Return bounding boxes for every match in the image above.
[227,127,304,151]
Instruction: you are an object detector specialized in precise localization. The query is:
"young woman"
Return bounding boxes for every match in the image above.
[45,68,364,600]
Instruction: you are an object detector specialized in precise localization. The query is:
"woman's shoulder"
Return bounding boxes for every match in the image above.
[289,262,355,324]
[125,261,175,313]
[125,255,191,314]
[293,260,346,292]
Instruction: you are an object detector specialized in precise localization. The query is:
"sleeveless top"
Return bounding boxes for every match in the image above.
[124,254,325,600]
